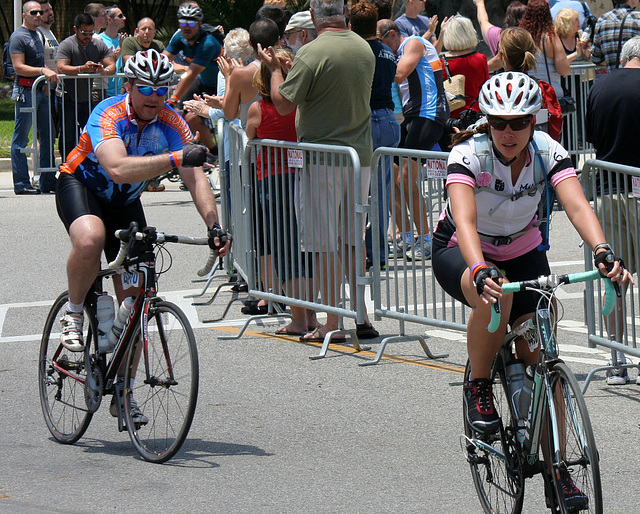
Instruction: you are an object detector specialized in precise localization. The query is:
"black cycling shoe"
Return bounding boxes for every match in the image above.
[559,469,589,512]
[464,378,501,433]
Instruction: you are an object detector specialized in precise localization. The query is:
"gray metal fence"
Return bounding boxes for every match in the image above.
[581,159,640,390]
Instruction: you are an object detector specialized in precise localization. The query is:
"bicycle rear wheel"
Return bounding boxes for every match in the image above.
[39,292,94,444]
[124,300,199,463]
[548,361,602,513]
[464,359,525,514]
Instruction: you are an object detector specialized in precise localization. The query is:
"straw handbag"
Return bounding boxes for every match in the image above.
[441,55,466,111]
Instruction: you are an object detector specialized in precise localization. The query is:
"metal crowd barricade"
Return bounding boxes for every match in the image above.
[218,129,371,356]
[364,147,458,365]
[30,73,126,178]
[561,62,596,167]
[581,159,640,391]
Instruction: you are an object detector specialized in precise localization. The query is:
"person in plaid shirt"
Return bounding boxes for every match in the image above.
[592,0,640,72]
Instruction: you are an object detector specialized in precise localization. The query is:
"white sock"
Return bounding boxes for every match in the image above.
[66,301,84,314]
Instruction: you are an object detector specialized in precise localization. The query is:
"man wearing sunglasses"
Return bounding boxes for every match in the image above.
[55,49,230,357]
[163,3,222,110]
[57,12,115,160]
[99,5,127,97]
[8,0,59,194]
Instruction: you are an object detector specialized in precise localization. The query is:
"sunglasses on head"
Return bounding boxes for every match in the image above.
[179,20,198,28]
[487,115,533,131]
[29,9,44,15]
[136,84,170,97]
[79,30,95,36]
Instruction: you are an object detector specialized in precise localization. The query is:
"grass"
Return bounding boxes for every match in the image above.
[0,94,15,158]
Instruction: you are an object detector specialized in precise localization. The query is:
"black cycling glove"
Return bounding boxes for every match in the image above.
[208,223,232,253]
[182,142,208,168]
[474,266,501,297]
[593,244,625,275]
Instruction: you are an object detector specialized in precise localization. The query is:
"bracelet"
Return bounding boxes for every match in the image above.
[470,261,488,280]
[169,151,180,168]
[77,66,81,74]
[40,67,44,75]
[167,94,179,105]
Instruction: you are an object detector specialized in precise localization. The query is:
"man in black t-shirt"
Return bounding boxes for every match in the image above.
[351,2,401,268]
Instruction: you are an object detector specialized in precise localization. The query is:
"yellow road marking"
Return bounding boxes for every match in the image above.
[210,326,465,374]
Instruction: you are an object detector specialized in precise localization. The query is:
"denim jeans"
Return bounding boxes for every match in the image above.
[366,108,401,263]
[11,85,55,192]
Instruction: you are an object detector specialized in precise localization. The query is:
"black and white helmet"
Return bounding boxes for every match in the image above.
[479,72,542,117]
[177,4,204,21]
[124,49,175,85]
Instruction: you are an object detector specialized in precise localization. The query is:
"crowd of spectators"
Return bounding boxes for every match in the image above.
[6,0,640,360]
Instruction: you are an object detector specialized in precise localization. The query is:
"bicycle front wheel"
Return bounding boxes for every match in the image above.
[124,300,199,463]
[548,361,602,513]
[39,292,94,444]
[464,359,525,514]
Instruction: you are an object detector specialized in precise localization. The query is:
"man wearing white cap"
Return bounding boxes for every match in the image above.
[284,10,317,53]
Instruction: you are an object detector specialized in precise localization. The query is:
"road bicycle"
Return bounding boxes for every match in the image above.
[39,222,215,463]
[462,269,615,513]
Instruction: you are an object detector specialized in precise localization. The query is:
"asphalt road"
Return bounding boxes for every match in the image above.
[1,174,639,513]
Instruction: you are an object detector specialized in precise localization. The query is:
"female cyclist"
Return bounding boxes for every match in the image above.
[431,72,631,435]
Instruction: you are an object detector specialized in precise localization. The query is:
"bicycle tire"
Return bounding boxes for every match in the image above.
[548,361,602,514]
[39,292,94,444]
[124,300,199,463]
[464,359,525,514]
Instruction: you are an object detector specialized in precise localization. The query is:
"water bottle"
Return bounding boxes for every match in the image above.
[108,296,135,349]
[504,358,525,411]
[518,365,535,421]
[96,293,115,353]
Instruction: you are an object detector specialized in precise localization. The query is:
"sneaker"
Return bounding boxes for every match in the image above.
[146,179,165,192]
[558,469,589,511]
[60,311,84,352]
[109,394,148,426]
[129,397,149,426]
[605,359,630,385]
[407,239,432,261]
[392,237,412,256]
[464,378,501,433]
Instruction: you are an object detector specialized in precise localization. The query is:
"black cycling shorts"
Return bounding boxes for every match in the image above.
[56,172,147,262]
[433,225,551,326]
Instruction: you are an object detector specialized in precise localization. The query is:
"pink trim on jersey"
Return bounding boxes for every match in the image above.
[446,174,476,188]
[549,167,577,187]
[447,217,542,261]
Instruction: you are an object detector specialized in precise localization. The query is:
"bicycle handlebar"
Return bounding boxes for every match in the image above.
[486,269,616,333]
[106,222,210,270]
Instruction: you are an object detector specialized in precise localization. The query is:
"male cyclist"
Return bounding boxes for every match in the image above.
[55,49,231,422]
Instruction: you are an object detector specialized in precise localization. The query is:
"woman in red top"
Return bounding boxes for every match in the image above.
[246,47,318,335]
[441,15,489,119]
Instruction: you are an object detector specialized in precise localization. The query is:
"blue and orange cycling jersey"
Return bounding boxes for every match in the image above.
[60,94,192,206]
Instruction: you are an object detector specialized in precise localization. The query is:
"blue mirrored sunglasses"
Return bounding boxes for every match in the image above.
[179,20,198,28]
[136,84,170,97]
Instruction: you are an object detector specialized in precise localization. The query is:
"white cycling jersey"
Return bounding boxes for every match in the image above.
[439,131,576,260]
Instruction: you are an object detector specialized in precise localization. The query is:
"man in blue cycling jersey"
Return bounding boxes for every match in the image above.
[55,49,230,424]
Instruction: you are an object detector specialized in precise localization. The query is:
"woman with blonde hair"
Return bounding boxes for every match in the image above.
[554,7,591,62]
[519,0,570,100]
[441,15,489,119]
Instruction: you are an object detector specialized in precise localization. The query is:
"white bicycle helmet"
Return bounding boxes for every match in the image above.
[177,4,204,21]
[124,49,175,85]
[479,72,542,117]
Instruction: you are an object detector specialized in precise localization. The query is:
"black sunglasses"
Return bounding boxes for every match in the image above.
[29,9,44,15]
[113,13,125,18]
[487,115,533,132]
